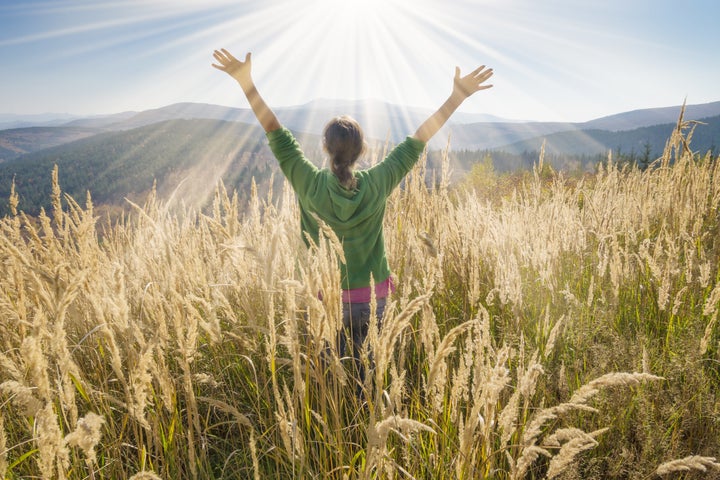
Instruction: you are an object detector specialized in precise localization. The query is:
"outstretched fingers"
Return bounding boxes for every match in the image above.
[470,66,493,81]
[212,49,252,75]
[469,65,487,76]
[220,48,235,58]
[455,64,494,96]
[212,50,230,70]
[471,66,493,90]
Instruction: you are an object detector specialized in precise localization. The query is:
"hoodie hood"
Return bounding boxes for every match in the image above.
[312,170,382,227]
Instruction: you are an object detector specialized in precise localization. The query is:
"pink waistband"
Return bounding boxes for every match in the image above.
[342,276,395,303]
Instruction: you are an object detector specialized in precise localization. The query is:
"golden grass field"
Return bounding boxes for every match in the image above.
[1,117,719,479]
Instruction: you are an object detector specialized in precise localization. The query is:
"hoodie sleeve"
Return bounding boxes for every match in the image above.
[267,127,319,198]
[366,136,426,197]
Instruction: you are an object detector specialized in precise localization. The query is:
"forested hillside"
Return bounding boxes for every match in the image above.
[0,126,101,162]
[497,115,720,158]
[0,119,308,216]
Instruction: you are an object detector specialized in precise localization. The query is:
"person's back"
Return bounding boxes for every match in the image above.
[267,116,425,299]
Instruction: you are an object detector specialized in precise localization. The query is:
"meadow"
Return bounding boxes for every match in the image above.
[1,116,719,479]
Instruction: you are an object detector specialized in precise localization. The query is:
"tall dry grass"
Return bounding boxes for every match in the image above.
[0,116,719,479]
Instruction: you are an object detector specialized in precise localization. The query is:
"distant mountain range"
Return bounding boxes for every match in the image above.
[3,99,719,159]
[0,99,718,216]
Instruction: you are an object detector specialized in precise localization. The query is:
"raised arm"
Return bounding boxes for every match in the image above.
[212,49,281,133]
[413,65,494,143]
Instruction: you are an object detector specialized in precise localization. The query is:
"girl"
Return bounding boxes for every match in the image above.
[212,48,493,379]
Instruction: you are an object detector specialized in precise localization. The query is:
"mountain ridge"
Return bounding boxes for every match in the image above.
[6,98,720,130]
[2,99,719,162]
[496,114,720,158]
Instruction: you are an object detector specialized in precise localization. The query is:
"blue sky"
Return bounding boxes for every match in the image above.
[1,0,718,122]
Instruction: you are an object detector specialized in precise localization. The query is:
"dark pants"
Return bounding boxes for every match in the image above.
[337,298,386,390]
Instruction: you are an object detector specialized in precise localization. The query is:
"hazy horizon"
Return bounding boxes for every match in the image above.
[4,97,720,128]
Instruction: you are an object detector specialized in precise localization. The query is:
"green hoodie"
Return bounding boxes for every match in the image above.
[267,127,426,290]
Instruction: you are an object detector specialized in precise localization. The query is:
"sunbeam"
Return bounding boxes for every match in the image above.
[199,0,505,140]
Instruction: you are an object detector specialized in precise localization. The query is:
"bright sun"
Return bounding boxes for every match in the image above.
[313,0,395,17]
[257,0,426,106]
[208,0,497,124]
